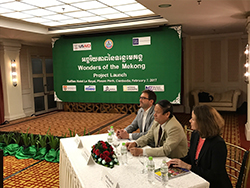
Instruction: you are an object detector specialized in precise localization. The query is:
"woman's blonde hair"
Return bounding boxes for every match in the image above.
[193,105,224,138]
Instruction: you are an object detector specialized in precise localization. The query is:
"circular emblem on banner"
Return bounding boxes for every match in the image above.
[104,39,113,49]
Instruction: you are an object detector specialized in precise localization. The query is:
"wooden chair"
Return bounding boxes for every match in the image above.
[225,142,250,188]
[184,125,193,147]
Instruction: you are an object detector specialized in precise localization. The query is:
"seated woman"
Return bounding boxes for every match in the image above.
[167,105,232,188]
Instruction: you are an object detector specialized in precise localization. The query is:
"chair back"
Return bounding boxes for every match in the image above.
[184,125,193,147]
[225,142,250,188]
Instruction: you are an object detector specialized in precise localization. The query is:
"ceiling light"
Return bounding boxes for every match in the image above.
[22,9,54,16]
[58,0,89,3]
[72,1,107,10]
[46,5,80,13]
[102,13,129,19]
[23,17,50,23]
[88,7,119,15]
[1,12,32,19]
[0,1,36,11]
[98,0,137,6]
[85,16,107,22]
[58,19,84,25]
[0,0,16,3]
[21,0,63,8]
[40,21,61,26]
[126,9,154,17]
[65,11,94,18]
[115,3,146,12]
[158,4,171,8]
[0,0,159,28]
[0,7,14,14]
[43,14,72,21]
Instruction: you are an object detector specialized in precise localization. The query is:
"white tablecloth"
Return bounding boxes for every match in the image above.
[59,134,210,188]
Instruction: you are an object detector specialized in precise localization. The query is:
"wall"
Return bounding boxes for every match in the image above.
[20,44,52,116]
[183,33,247,113]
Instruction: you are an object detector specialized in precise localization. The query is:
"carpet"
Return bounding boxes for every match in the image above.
[0,111,125,137]
[4,159,59,188]
[1,111,245,187]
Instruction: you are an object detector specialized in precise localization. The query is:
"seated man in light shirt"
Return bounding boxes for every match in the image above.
[116,90,156,144]
[126,100,188,158]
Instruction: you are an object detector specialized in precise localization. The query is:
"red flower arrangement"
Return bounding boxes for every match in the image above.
[91,140,119,168]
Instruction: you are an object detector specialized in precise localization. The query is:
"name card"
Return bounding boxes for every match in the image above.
[81,146,94,165]
[74,134,83,148]
[101,170,119,188]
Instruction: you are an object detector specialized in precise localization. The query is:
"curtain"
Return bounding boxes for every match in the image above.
[0,66,4,124]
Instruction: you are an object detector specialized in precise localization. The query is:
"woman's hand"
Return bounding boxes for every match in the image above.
[167,159,191,170]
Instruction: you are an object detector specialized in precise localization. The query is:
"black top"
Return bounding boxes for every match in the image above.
[181,131,232,188]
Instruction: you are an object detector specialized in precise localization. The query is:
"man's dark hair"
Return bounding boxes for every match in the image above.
[156,100,173,118]
[142,90,157,104]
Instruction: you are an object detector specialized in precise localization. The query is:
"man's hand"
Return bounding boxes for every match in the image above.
[129,148,143,156]
[116,129,129,139]
[116,129,121,138]
[125,142,137,150]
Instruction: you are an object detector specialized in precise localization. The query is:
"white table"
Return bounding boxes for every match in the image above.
[59,134,210,188]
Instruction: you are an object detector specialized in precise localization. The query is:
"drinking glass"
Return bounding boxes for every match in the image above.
[112,137,120,155]
[138,154,148,174]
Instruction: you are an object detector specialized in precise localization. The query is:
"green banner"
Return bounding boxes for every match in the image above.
[53,26,182,104]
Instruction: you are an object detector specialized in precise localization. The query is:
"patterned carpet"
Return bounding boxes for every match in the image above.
[4,157,59,188]
[0,111,244,187]
[0,111,125,137]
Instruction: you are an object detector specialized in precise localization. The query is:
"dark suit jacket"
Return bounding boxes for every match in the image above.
[181,131,232,188]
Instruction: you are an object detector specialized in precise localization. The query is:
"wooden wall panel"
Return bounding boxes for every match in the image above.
[193,40,205,83]
[210,40,221,83]
[228,39,239,82]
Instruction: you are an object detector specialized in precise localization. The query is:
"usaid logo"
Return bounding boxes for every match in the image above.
[84,85,96,91]
[73,42,91,51]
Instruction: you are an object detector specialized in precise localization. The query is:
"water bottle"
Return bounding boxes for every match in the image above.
[121,143,127,165]
[147,156,155,184]
[107,132,113,144]
[160,160,168,187]
[109,126,114,136]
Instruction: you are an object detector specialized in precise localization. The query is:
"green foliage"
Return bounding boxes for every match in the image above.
[83,128,86,136]
[46,127,51,136]
[30,133,38,146]
[0,134,5,143]
[37,134,47,148]
[68,128,76,137]
[48,134,59,150]
[13,132,21,145]
[3,133,14,145]
[61,133,67,138]
[21,127,30,147]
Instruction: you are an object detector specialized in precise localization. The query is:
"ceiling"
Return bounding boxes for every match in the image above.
[0,0,250,45]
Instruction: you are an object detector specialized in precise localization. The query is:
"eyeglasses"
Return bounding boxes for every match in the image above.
[139,97,149,100]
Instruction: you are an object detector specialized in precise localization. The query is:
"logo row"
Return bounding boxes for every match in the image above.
[62,85,164,92]
[73,36,151,51]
